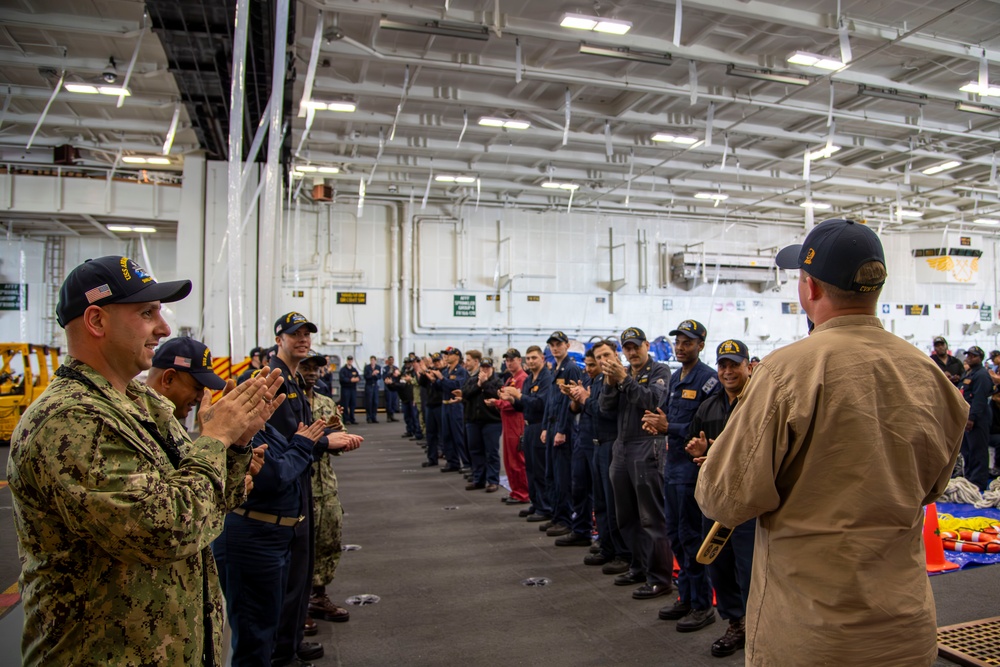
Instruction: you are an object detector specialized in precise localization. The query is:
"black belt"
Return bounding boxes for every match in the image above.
[232,508,304,527]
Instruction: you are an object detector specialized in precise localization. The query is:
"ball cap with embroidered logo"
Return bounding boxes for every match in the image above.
[933,336,948,345]
[775,218,886,293]
[547,331,570,344]
[274,312,318,336]
[503,348,521,359]
[442,346,463,358]
[151,337,227,390]
[56,256,192,328]
[716,339,750,364]
[300,350,328,367]
[620,327,647,346]
[480,356,495,367]
[965,346,986,359]
[669,319,707,340]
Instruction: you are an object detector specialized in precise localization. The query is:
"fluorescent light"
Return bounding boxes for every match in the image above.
[318,166,340,174]
[64,83,99,94]
[121,156,171,165]
[921,160,961,176]
[121,156,146,164]
[435,175,477,183]
[302,100,328,110]
[294,165,319,172]
[726,64,811,86]
[561,13,632,34]
[695,192,728,200]
[97,86,130,96]
[787,51,843,70]
[145,157,171,165]
[898,209,923,218]
[542,181,579,190]
[379,18,489,41]
[960,81,1000,96]
[560,14,598,30]
[807,145,842,161]
[973,218,1000,226]
[955,101,1000,118]
[107,225,156,233]
[857,85,928,106]
[594,19,632,35]
[651,133,699,144]
[579,44,672,67]
[325,102,356,112]
[478,117,530,130]
[800,201,832,210]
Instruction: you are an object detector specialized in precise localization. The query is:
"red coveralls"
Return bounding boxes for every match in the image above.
[496,368,529,502]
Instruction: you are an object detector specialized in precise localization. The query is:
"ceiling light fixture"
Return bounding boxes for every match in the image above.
[560,13,632,35]
[435,175,477,183]
[579,44,672,66]
[107,225,157,233]
[379,18,489,41]
[651,133,699,144]
[542,181,579,190]
[857,85,928,106]
[897,209,923,218]
[959,82,1000,97]
[955,101,1000,118]
[726,64,811,86]
[973,218,1000,226]
[293,165,340,174]
[694,192,729,200]
[921,160,961,176]
[303,101,356,112]
[787,51,844,70]
[478,117,531,129]
[121,156,171,165]
[64,83,131,96]
[806,145,842,161]
[800,201,832,210]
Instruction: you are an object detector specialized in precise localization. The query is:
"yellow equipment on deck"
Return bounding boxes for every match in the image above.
[0,344,60,444]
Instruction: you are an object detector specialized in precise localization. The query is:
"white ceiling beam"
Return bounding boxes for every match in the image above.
[0,9,143,38]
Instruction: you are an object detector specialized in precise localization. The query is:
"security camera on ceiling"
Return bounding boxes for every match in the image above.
[102,57,118,84]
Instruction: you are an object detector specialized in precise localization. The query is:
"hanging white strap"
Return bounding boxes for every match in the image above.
[117,25,145,108]
[689,60,698,105]
[457,109,468,148]
[625,148,634,206]
[904,159,912,185]
[389,65,410,142]
[567,186,574,213]
[358,177,366,216]
[825,120,835,153]
[162,103,181,155]
[838,17,853,64]
[27,70,63,150]
[421,158,433,209]
[895,188,903,224]
[803,151,811,181]
[827,82,835,127]
[604,120,613,157]
[475,177,481,210]
[563,88,571,146]
[673,0,683,46]
[720,134,729,170]
[298,11,324,117]
[515,39,522,84]
[295,105,316,156]
[990,152,997,185]
[704,102,714,147]
[980,49,989,92]
[368,127,385,185]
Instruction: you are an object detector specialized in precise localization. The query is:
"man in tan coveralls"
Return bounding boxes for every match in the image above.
[696,220,969,666]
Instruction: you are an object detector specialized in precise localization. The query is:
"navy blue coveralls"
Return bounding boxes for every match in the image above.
[961,364,996,490]
[382,363,400,418]
[568,374,597,539]
[513,366,553,516]
[419,372,444,466]
[436,362,470,468]
[214,422,325,667]
[338,364,359,424]
[601,357,672,585]
[363,361,381,422]
[662,360,719,611]
[542,357,583,530]
[586,373,629,563]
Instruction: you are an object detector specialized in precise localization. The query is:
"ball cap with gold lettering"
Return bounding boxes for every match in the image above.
[669,319,707,340]
[274,312,318,336]
[716,339,750,364]
[151,337,227,390]
[547,331,570,344]
[775,218,885,292]
[620,327,647,346]
[56,256,192,328]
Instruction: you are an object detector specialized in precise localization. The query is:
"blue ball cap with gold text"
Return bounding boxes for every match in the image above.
[152,337,227,390]
[56,256,192,328]
[775,218,885,292]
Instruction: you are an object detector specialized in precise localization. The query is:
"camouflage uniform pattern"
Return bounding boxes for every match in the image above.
[7,358,251,666]
[310,391,344,587]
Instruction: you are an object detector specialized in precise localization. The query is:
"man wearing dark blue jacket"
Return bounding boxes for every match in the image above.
[961,346,997,490]
[601,327,673,601]
[540,332,584,538]
[363,356,381,423]
[436,347,470,470]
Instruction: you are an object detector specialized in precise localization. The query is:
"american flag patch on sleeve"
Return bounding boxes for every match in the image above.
[174,356,192,368]
[85,284,112,303]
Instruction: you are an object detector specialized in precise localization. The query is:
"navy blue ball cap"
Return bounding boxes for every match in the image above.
[775,218,885,292]
[547,331,569,344]
[716,339,750,363]
[620,327,647,346]
[300,350,328,367]
[151,337,227,390]
[56,256,192,328]
[965,346,985,359]
[669,319,707,340]
[274,312,318,336]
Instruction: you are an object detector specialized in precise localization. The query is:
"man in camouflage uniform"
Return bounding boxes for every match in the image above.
[299,351,351,623]
[6,255,283,667]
